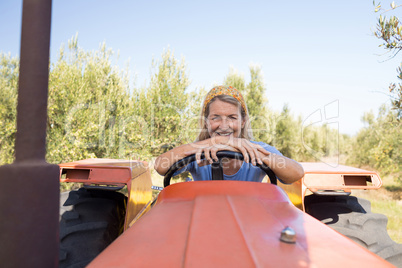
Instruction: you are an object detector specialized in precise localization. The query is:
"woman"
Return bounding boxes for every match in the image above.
[154,85,304,184]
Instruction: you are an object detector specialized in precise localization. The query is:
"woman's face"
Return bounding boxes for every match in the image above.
[206,99,245,138]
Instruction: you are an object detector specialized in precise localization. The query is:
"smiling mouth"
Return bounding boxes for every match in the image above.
[215,132,233,136]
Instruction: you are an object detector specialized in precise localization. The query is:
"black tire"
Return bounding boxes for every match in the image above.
[59,188,126,268]
[305,195,402,267]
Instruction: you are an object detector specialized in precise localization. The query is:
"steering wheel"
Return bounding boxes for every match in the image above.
[163,150,277,187]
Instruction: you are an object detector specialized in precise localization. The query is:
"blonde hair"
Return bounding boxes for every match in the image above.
[196,94,254,141]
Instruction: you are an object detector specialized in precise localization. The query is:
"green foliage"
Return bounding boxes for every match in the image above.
[348,105,401,176]
[245,66,271,142]
[0,39,203,166]
[223,67,246,92]
[374,1,402,54]
[223,66,271,142]
[47,42,205,164]
[0,35,395,181]
[374,1,402,119]
[132,49,204,157]
[352,2,402,179]
[47,37,132,163]
[272,105,301,159]
[388,63,402,119]
[0,53,18,164]
[270,105,342,162]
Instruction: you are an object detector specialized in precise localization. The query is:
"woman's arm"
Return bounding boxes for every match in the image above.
[154,136,224,176]
[256,151,304,184]
[155,136,304,184]
[202,138,304,184]
[154,142,201,176]
[154,136,262,176]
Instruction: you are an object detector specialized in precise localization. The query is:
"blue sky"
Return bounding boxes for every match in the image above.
[1,0,399,135]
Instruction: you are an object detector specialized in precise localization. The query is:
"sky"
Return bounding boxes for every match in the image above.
[0,0,399,136]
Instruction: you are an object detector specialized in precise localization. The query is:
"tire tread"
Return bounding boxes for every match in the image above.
[305,195,402,267]
[59,188,126,268]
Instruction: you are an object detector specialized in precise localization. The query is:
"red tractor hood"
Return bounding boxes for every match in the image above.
[89,181,392,267]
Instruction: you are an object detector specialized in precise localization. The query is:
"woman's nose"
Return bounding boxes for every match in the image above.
[219,118,230,129]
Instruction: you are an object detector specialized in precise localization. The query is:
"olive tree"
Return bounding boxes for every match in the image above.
[374,1,402,119]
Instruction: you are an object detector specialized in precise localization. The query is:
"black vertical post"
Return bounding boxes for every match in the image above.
[0,0,60,267]
[15,0,52,162]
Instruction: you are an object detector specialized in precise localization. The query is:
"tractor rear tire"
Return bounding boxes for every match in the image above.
[305,195,402,267]
[59,188,126,268]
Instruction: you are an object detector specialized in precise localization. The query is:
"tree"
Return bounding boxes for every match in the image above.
[245,66,272,142]
[132,49,204,158]
[347,105,401,175]
[1,38,342,169]
[1,37,206,169]
[47,36,132,163]
[273,105,299,158]
[223,67,246,92]
[0,53,18,165]
[223,66,272,142]
[374,1,402,119]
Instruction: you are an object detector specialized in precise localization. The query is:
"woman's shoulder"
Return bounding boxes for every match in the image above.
[250,140,283,156]
[249,140,266,146]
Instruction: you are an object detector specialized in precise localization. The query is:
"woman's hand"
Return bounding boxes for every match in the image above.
[184,136,270,166]
[224,137,270,166]
[155,135,304,184]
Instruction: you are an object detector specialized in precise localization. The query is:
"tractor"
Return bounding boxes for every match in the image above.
[58,152,402,267]
[1,0,401,267]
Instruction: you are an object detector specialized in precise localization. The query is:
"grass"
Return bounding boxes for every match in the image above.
[352,174,402,243]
